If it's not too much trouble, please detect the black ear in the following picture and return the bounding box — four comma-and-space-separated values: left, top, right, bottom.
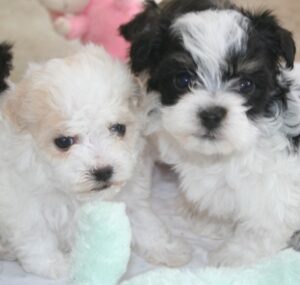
278, 28, 296, 69
120, 0, 159, 42
0, 42, 13, 92
120, 0, 162, 73
248, 10, 296, 69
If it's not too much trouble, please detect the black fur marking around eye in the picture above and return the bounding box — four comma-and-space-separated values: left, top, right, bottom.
221, 8, 296, 119
148, 40, 197, 106
0, 43, 13, 93
120, 0, 234, 106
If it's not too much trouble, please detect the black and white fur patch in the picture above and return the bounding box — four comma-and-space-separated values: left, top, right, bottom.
121, 0, 300, 268
121, 0, 297, 149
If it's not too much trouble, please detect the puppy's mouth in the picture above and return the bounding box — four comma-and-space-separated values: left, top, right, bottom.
193, 131, 219, 141
91, 181, 125, 192
91, 184, 111, 192
202, 132, 218, 140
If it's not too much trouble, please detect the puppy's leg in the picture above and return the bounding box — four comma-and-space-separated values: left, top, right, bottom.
122, 148, 191, 267
10, 216, 69, 279
180, 200, 233, 240
208, 225, 292, 267
128, 199, 191, 267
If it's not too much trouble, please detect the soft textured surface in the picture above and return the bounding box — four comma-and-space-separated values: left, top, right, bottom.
70, 202, 131, 285
122, 249, 300, 285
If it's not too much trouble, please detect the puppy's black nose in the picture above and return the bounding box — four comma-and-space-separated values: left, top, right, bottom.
92, 167, 113, 182
199, 106, 227, 130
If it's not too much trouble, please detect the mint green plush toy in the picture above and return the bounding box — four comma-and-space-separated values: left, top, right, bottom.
122, 249, 300, 285
69, 202, 131, 285
69, 202, 300, 285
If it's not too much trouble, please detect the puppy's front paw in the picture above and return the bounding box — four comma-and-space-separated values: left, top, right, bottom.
142, 237, 192, 267
53, 17, 71, 36
21, 252, 70, 279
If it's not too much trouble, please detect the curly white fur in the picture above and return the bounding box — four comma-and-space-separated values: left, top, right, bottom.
0, 45, 148, 278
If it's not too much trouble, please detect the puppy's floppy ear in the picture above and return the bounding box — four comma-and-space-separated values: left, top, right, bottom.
3, 63, 42, 130
3, 86, 26, 130
0, 42, 13, 92
120, 0, 162, 73
120, 0, 159, 42
248, 10, 296, 69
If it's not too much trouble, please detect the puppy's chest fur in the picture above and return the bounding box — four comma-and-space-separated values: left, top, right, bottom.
0, 120, 77, 249
156, 129, 300, 228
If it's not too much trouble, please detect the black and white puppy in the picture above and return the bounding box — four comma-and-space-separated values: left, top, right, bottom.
0, 42, 13, 93
121, 0, 300, 266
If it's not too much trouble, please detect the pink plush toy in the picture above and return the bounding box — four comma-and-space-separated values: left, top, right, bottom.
39, 0, 142, 60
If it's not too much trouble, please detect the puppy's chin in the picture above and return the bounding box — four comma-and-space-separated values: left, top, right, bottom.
184, 135, 245, 156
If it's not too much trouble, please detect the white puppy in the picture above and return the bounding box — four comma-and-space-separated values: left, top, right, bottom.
0, 45, 147, 278
121, 0, 300, 267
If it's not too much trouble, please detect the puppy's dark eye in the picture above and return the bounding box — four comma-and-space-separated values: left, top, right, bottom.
239, 79, 255, 94
173, 72, 193, 90
110, 124, 126, 137
54, 136, 75, 151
